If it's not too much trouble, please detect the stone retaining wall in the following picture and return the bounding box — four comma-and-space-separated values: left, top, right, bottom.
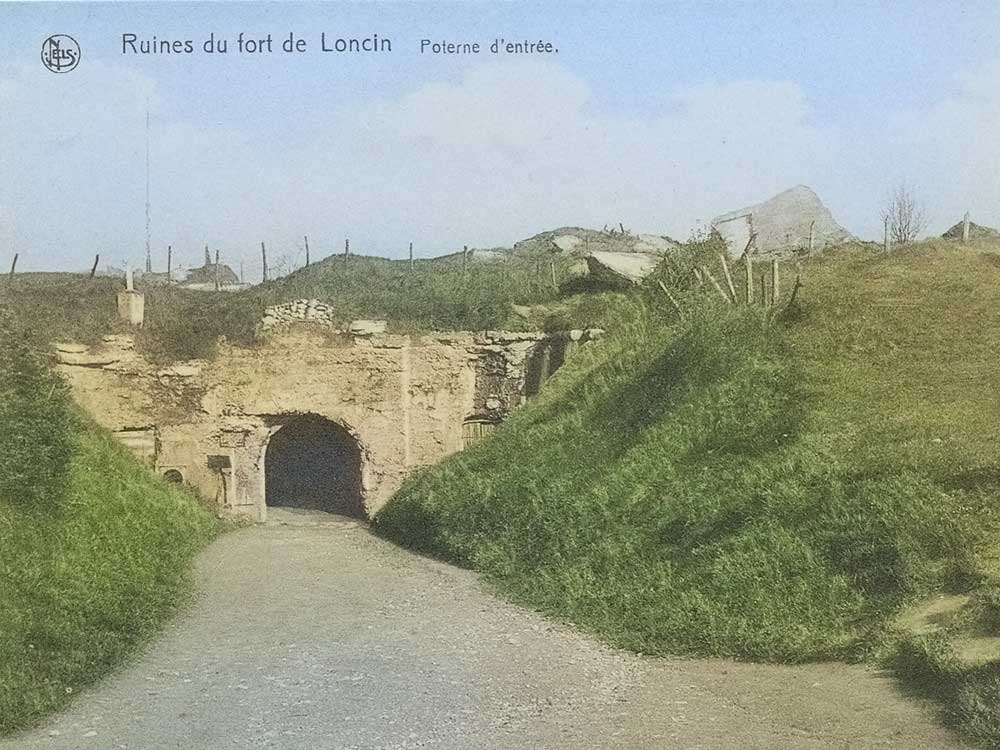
55, 325, 601, 520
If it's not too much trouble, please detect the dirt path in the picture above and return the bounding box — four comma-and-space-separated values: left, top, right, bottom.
3, 519, 968, 749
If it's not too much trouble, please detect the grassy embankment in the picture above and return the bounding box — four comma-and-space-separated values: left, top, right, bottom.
2, 250, 575, 363
0, 312, 217, 734
377, 238, 1000, 745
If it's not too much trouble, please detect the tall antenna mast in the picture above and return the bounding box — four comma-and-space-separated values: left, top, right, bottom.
144, 107, 152, 273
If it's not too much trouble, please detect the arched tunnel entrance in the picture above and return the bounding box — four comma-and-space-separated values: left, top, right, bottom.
264, 415, 365, 518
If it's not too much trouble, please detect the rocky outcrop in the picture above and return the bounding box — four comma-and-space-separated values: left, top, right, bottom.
711, 185, 853, 258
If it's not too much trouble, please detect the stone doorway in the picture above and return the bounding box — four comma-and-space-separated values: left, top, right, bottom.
264, 415, 365, 518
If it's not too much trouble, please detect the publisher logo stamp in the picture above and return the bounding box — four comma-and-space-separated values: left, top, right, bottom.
41, 35, 80, 73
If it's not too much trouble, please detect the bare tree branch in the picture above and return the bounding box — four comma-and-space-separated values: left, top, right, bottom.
881, 182, 927, 245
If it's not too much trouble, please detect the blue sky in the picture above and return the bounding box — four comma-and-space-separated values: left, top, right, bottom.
2, 1, 1000, 276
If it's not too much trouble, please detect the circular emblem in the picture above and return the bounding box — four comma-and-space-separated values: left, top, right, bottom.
41, 35, 81, 73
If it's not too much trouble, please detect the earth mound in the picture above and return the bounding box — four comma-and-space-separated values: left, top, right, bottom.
512, 226, 680, 257
942, 218, 1000, 241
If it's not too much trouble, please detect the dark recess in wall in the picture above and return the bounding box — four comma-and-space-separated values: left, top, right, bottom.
265, 415, 364, 517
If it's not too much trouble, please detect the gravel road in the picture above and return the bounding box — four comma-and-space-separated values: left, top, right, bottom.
2, 516, 968, 749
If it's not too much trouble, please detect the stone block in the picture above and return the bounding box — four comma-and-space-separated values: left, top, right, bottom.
116, 290, 145, 327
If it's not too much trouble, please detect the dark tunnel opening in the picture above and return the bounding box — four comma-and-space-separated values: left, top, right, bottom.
264, 415, 365, 518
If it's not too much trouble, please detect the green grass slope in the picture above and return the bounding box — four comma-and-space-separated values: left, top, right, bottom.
4, 252, 576, 363
376, 240, 1000, 727
135, 252, 575, 362
0, 318, 216, 734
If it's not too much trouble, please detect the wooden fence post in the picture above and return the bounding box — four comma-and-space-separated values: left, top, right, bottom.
771, 259, 780, 306
90, 254, 99, 278
658, 281, 685, 320
760, 272, 767, 306
166, 246, 172, 282
745, 255, 754, 305
720, 254, 737, 302
884, 216, 891, 253
344, 238, 350, 258
204, 243, 211, 267
261, 241, 269, 282
462, 245, 468, 275
962, 212, 971, 243
304, 235, 310, 267
8, 253, 18, 281
702, 266, 732, 304
550, 261, 557, 291
409, 242, 414, 272
214, 248, 221, 291
809, 220, 815, 253
788, 271, 803, 307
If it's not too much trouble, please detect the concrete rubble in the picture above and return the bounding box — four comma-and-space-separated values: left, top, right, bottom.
711, 185, 853, 258
585, 251, 661, 285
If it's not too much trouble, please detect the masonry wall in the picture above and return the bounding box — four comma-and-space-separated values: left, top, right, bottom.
54, 326, 596, 521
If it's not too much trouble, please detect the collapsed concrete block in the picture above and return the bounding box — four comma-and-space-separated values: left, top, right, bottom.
349, 319, 388, 335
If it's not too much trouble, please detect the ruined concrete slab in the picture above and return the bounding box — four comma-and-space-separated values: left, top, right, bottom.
711, 185, 853, 258
349, 319, 388, 335
585, 251, 661, 285
513, 227, 680, 257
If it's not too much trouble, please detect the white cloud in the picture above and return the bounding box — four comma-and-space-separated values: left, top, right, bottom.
907, 60, 1000, 231
4, 57, 1000, 274
273, 62, 830, 255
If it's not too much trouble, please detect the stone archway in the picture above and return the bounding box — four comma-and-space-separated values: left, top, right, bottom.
264, 414, 365, 518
